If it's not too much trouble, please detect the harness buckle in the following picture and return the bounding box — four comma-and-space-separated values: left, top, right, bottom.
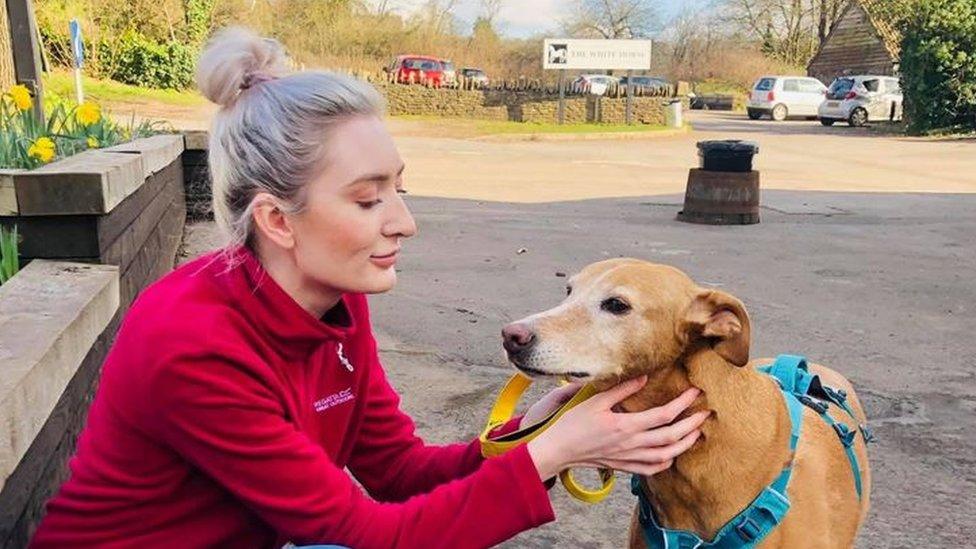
735, 517, 762, 542
798, 394, 829, 415
833, 423, 856, 447
823, 386, 848, 404
860, 424, 876, 444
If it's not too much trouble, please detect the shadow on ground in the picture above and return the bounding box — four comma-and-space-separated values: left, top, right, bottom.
182, 190, 976, 548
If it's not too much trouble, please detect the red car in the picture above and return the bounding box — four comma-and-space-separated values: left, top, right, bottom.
386, 55, 446, 87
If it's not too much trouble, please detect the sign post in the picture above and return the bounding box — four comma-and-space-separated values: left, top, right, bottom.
69, 19, 85, 104
543, 38, 652, 125
625, 69, 634, 124
7, 0, 46, 124
557, 69, 565, 124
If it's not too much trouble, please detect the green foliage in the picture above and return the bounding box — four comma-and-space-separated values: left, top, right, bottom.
183, 0, 215, 45
0, 225, 19, 286
900, 0, 976, 134
105, 31, 197, 90
42, 28, 197, 90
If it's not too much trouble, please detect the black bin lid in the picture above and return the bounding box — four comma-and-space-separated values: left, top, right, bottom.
697, 140, 760, 155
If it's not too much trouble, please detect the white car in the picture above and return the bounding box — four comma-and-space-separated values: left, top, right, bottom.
818, 76, 903, 127
747, 76, 828, 121
570, 74, 617, 96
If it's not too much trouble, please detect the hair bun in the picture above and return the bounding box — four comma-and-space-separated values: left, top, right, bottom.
196, 27, 288, 108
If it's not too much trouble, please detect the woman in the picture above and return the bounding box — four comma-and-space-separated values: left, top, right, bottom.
31, 28, 706, 548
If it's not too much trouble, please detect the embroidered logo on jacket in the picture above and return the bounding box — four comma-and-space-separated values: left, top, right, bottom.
313, 388, 355, 413
336, 342, 354, 372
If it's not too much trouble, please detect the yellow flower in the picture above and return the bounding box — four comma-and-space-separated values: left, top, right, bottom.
76, 101, 102, 126
28, 137, 56, 163
87, 136, 99, 148
8, 84, 32, 111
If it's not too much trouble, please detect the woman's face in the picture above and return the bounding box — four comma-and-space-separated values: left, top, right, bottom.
290, 115, 416, 297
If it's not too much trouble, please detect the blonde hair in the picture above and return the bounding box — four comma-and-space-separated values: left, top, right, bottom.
196, 27, 384, 250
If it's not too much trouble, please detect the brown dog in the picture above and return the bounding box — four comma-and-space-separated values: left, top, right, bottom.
502, 258, 871, 548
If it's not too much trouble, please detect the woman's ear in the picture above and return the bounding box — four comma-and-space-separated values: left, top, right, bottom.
680, 289, 751, 367
251, 193, 296, 250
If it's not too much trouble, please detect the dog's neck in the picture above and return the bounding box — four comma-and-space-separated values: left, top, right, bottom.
618, 349, 794, 540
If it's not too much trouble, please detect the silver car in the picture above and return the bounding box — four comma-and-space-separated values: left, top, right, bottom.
747, 76, 828, 121
818, 76, 903, 127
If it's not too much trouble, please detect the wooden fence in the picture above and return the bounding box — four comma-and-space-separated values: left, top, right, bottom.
0, 2, 16, 89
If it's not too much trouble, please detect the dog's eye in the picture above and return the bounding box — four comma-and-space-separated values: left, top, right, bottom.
600, 297, 631, 315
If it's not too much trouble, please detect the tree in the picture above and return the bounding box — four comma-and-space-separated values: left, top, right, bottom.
562, 0, 658, 39
721, 0, 845, 66
480, 0, 504, 25
418, 0, 460, 35
900, 0, 976, 133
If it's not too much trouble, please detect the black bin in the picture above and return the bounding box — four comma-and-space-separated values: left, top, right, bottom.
697, 140, 759, 173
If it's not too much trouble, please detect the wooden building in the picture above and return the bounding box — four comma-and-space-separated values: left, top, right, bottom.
807, 0, 915, 84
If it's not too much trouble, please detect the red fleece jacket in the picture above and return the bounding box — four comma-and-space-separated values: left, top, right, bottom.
31, 248, 554, 548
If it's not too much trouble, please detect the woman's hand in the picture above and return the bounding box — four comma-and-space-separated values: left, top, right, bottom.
520, 381, 586, 428
526, 376, 707, 481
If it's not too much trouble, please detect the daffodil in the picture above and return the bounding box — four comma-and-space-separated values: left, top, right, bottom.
8, 84, 32, 111
87, 136, 99, 148
76, 102, 102, 126
28, 137, 56, 163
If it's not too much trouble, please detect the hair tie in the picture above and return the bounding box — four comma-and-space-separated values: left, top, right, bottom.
241, 72, 277, 91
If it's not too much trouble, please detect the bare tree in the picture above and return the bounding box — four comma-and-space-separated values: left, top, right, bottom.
722, 0, 843, 66
480, 0, 504, 24
420, 0, 460, 34
562, 0, 658, 39
817, 0, 844, 43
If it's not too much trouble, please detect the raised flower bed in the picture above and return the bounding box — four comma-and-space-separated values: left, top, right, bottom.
0, 85, 187, 544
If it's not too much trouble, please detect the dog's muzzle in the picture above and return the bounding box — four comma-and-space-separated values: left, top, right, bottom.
501, 322, 536, 365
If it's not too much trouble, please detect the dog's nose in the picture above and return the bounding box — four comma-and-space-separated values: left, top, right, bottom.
502, 323, 536, 355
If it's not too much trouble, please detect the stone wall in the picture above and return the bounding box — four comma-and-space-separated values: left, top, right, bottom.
375, 81, 676, 125
0, 135, 186, 546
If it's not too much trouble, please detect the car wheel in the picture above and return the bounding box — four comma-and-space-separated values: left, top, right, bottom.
849, 108, 868, 127
820, 118, 836, 127
747, 109, 762, 120
771, 104, 788, 121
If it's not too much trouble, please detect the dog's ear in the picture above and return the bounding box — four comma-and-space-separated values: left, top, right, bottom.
680, 289, 751, 367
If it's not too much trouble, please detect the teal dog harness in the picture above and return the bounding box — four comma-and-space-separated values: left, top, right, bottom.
631, 354, 873, 548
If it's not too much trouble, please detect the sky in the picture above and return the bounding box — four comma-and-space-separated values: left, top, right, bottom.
385, 0, 687, 39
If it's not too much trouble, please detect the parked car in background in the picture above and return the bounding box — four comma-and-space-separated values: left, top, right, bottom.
818, 76, 903, 127
570, 74, 617, 95
440, 59, 457, 87
385, 55, 446, 86
619, 75, 670, 93
747, 76, 827, 121
460, 67, 490, 87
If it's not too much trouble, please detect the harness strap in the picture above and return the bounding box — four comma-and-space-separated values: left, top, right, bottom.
758, 355, 868, 501
631, 354, 872, 548
629, 389, 806, 549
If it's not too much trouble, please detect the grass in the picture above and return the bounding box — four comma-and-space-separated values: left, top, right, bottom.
391, 115, 672, 137
0, 225, 18, 286
42, 70, 205, 108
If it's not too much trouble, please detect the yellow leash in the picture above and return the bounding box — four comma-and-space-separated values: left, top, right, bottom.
478, 374, 615, 503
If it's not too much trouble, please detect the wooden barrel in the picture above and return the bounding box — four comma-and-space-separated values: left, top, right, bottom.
677, 169, 761, 225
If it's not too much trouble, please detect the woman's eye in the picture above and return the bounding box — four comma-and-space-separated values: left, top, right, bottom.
600, 297, 631, 315
357, 199, 383, 209
396, 188, 408, 195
